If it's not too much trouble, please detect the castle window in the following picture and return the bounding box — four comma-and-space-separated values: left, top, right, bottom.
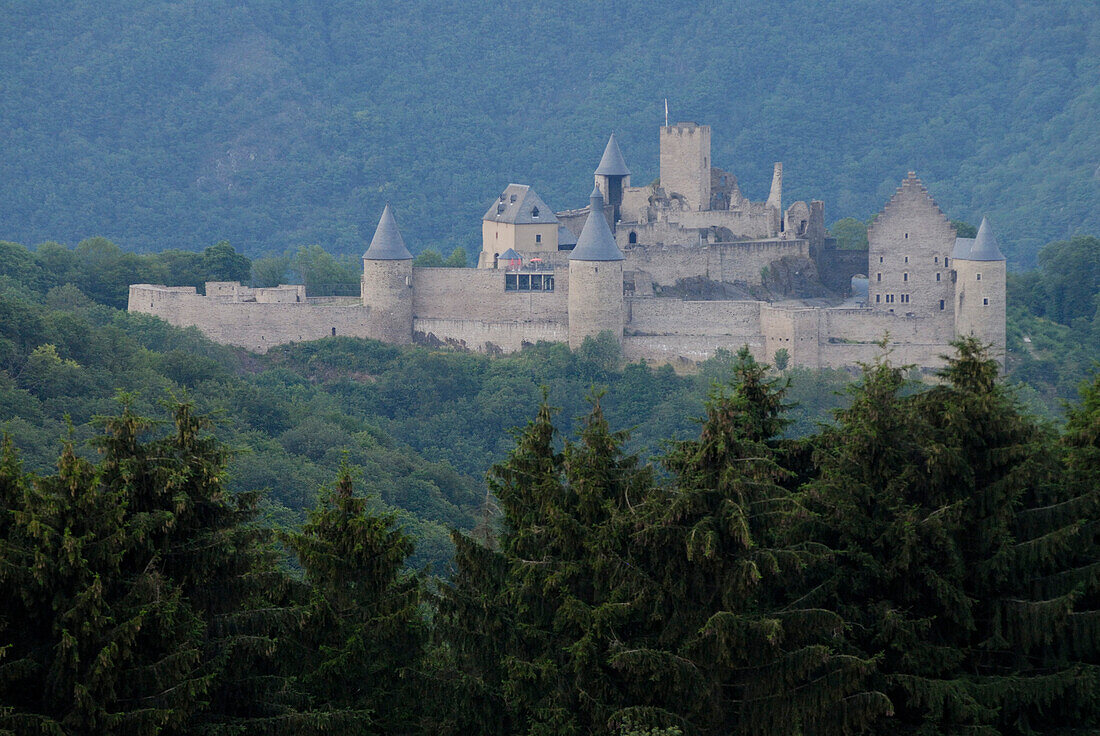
510, 194, 517, 203
944, 257, 949, 267
532, 207, 540, 218
904, 255, 909, 262
331, 327, 336, 336
905, 233, 908, 239
935, 256, 940, 264
903, 272, 909, 282
977, 273, 982, 281
536, 233, 542, 243
940, 299, 946, 310
877, 273, 882, 282
876, 294, 881, 303
936, 273, 941, 281
506, 273, 555, 292
901, 294, 909, 303
983, 298, 989, 306
879, 256, 884, 263
629, 231, 638, 244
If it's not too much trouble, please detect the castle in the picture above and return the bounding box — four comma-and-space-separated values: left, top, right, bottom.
128, 122, 1006, 370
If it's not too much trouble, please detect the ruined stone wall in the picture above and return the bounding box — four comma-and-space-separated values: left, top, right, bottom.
619, 185, 654, 225
412, 267, 569, 322
622, 239, 807, 287
414, 318, 566, 353
660, 123, 711, 212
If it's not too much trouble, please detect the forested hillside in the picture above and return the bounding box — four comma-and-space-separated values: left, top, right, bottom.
3, 1, 1098, 264
5, 338, 1100, 734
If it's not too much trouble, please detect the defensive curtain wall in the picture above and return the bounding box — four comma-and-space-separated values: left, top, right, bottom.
130, 275, 961, 369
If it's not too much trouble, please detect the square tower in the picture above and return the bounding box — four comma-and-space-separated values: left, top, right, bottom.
660, 123, 711, 211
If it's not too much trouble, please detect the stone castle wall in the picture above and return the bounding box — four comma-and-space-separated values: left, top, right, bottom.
414, 318, 566, 353
412, 267, 568, 322
129, 285, 381, 353
622, 239, 807, 287
625, 298, 762, 336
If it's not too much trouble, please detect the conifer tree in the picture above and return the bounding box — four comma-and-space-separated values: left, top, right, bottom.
0, 434, 207, 735
804, 350, 964, 734
283, 462, 425, 735
808, 338, 1100, 734
436, 397, 665, 736
646, 347, 886, 735
917, 338, 1100, 734
0, 402, 309, 735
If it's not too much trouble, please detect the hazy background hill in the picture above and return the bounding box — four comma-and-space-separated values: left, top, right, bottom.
2, 0, 1098, 265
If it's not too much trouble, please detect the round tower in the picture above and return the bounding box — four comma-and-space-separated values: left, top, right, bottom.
953, 217, 1006, 364
568, 185, 625, 350
594, 133, 631, 224
362, 204, 414, 344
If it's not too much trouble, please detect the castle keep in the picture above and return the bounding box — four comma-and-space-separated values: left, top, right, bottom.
129, 123, 1006, 369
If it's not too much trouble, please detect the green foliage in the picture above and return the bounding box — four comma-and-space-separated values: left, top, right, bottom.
3, 3, 1098, 262
951, 220, 977, 238
830, 217, 869, 250
772, 347, 790, 370
283, 463, 426, 732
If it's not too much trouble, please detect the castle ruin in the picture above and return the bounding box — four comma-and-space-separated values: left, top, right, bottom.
129, 122, 1006, 370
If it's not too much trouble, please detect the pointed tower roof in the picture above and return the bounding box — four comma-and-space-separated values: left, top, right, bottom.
570, 186, 625, 262
363, 204, 412, 260
595, 133, 631, 176
966, 217, 1005, 261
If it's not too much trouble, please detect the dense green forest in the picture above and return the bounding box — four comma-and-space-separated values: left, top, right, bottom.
4, 339, 1100, 734
3, 1, 1098, 264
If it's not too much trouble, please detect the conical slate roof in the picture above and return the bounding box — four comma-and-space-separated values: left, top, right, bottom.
363, 204, 412, 260
967, 217, 1005, 261
570, 186, 624, 262
594, 133, 631, 176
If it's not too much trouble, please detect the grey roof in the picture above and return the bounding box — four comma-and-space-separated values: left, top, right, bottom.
595, 133, 631, 176
952, 237, 974, 260
967, 217, 1005, 261
500, 248, 521, 261
482, 184, 559, 225
569, 186, 625, 262
363, 204, 412, 260
557, 225, 577, 246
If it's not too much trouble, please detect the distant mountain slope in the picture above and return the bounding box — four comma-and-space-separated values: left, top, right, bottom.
2, 0, 1098, 265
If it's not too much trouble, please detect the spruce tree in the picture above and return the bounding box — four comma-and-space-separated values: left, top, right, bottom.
436, 397, 666, 736
0, 434, 207, 735
916, 338, 1100, 734
646, 347, 886, 735
283, 463, 425, 735
804, 350, 966, 734
808, 338, 1100, 734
